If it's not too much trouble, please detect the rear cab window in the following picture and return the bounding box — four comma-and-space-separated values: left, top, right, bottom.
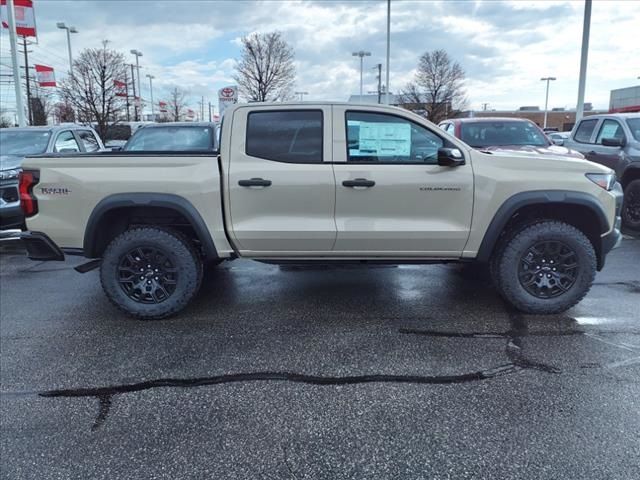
573, 119, 598, 143
246, 110, 323, 163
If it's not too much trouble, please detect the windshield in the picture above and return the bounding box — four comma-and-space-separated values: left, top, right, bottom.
461, 121, 549, 148
0, 130, 51, 156
124, 126, 214, 151
626, 118, 640, 141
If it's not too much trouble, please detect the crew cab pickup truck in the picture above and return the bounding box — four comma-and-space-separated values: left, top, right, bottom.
564, 113, 640, 232
13, 103, 623, 319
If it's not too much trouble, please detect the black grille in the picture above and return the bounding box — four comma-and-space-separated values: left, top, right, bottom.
1, 186, 19, 203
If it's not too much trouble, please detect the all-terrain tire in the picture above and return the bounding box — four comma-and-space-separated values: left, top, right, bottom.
493, 221, 596, 314
622, 179, 640, 233
100, 227, 203, 320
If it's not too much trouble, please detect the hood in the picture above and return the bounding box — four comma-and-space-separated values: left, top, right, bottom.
478, 144, 585, 159
0, 154, 24, 171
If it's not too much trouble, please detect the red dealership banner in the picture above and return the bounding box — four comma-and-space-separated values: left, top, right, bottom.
114, 80, 127, 97
158, 101, 167, 113
1, 0, 37, 37
34, 64, 55, 87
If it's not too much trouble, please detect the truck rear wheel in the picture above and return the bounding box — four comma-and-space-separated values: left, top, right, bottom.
100, 227, 203, 320
492, 221, 596, 314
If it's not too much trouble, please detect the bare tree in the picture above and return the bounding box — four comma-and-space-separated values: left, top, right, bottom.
53, 101, 75, 123
58, 41, 128, 140
398, 49, 467, 124
233, 31, 296, 102
163, 87, 188, 121
30, 91, 56, 125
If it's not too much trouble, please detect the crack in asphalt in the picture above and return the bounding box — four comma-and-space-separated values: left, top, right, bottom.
37, 306, 565, 432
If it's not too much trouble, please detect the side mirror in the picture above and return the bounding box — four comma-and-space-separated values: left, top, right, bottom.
552, 138, 564, 146
601, 137, 624, 148
437, 147, 465, 167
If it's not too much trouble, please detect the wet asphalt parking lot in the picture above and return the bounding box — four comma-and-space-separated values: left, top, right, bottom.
1, 237, 639, 479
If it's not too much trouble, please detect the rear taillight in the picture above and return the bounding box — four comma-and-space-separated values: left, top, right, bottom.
19, 170, 39, 217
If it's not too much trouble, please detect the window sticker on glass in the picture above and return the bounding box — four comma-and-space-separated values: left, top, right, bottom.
599, 123, 619, 139
351, 122, 411, 157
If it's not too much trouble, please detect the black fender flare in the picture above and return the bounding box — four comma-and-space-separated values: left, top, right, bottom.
83, 193, 218, 259
476, 190, 609, 263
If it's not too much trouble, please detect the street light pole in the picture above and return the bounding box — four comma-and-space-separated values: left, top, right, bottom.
7, 0, 26, 126
130, 49, 143, 112
576, 0, 592, 124
352, 50, 371, 101
146, 74, 155, 119
56, 23, 77, 73
541, 77, 556, 128
385, 0, 391, 105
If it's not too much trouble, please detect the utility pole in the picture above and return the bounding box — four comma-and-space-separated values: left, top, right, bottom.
7, 0, 26, 126
385, 0, 391, 105
124, 70, 130, 122
576, 0, 592, 124
21, 36, 32, 124
374, 63, 382, 103
482, 103, 489, 111
130, 64, 138, 121
208, 102, 212, 122
146, 74, 155, 120
541, 77, 556, 128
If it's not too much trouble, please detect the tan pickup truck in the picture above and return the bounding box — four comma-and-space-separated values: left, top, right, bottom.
11, 103, 623, 319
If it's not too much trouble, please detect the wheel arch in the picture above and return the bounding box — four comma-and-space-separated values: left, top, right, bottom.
476, 190, 609, 268
620, 165, 640, 189
83, 193, 218, 260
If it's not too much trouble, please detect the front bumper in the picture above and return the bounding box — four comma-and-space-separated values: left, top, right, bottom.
598, 182, 623, 269
0, 230, 65, 261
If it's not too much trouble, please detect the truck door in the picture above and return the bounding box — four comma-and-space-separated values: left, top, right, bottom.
331, 106, 473, 257
589, 118, 627, 170
226, 106, 336, 255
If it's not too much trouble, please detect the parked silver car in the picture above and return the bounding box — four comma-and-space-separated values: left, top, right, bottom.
0, 125, 104, 230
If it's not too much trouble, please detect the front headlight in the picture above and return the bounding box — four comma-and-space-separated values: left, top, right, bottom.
585, 173, 616, 191
0, 169, 20, 181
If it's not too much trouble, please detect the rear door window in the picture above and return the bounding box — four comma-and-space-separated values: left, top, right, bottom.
246, 110, 323, 163
573, 119, 598, 143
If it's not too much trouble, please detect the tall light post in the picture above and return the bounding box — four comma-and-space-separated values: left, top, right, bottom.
575, 0, 592, 124
56, 22, 78, 74
7, 0, 26, 126
385, 0, 391, 105
352, 50, 371, 101
294, 91, 308, 102
540, 77, 556, 128
130, 49, 143, 111
146, 74, 155, 119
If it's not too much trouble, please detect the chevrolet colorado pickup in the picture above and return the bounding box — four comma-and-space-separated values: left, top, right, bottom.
12, 103, 623, 319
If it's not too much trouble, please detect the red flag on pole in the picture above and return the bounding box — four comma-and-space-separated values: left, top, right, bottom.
34, 64, 56, 87
1, 0, 37, 37
114, 80, 127, 97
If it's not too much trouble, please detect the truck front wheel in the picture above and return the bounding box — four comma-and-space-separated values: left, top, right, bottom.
622, 179, 640, 232
492, 221, 596, 314
100, 227, 203, 320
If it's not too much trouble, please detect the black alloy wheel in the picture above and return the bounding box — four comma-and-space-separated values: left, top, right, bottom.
117, 246, 178, 304
518, 240, 579, 299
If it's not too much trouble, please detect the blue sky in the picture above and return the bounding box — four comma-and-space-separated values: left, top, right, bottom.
1, 0, 639, 117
